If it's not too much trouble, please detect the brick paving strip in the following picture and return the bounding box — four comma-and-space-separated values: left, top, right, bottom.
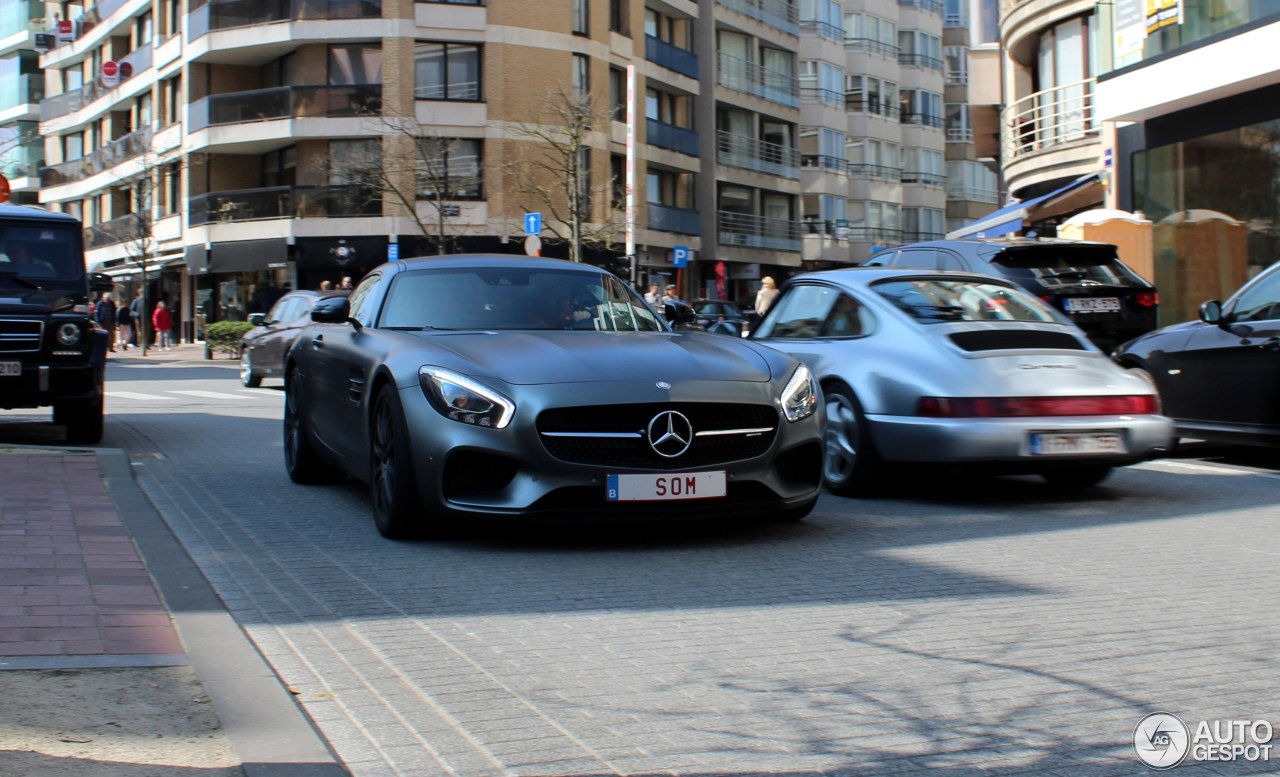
0, 450, 186, 669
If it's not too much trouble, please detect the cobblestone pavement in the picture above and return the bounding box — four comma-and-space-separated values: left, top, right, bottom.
92, 363, 1280, 775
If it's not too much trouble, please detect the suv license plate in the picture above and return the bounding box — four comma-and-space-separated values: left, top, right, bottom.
0, 361, 20, 376
1064, 297, 1121, 313
1029, 432, 1126, 455
607, 471, 727, 501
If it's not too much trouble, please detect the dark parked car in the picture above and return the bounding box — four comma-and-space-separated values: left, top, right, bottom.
1115, 260, 1280, 447
865, 238, 1159, 353
239, 290, 350, 387
691, 299, 748, 336
283, 255, 824, 539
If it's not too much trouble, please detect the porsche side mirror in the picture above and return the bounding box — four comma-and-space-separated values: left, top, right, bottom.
1198, 300, 1226, 327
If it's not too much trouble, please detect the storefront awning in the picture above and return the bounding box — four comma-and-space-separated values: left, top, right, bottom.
947, 173, 1103, 239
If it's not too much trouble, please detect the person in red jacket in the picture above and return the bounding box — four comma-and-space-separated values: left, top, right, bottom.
152, 300, 173, 350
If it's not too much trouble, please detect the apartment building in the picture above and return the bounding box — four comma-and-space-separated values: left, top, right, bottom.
29, 0, 797, 332
1097, 0, 1280, 324
0, 0, 45, 205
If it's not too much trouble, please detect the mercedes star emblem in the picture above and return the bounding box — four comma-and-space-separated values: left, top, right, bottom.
647, 410, 693, 458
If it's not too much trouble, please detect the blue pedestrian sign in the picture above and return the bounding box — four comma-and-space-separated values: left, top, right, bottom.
524, 213, 542, 235
672, 245, 691, 268
387, 243, 399, 261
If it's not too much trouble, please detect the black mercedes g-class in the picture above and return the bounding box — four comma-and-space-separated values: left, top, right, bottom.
0, 202, 111, 443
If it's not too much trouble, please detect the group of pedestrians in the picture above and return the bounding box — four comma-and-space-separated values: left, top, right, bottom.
92, 291, 174, 352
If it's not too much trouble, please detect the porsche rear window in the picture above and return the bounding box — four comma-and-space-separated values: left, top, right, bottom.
873, 279, 1061, 324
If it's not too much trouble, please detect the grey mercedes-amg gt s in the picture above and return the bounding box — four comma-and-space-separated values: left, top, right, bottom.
283, 255, 824, 538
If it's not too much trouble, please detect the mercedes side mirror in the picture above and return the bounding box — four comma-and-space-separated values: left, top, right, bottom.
311, 296, 352, 324
1198, 300, 1226, 327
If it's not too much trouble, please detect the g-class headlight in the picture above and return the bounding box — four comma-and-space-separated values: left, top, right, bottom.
779, 364, 818, 422
418, 367, 515, 429
56, 323, 83, 347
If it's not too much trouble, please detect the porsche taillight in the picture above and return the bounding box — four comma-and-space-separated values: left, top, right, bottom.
916, 395, 1159, 417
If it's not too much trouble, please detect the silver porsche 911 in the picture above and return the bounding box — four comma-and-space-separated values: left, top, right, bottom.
751, 267, 1173, 494
283, 255, 824, 538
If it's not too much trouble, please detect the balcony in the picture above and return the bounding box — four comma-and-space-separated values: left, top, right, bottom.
86, 213, 145, 250
646, 119, 699, 156
40, 127, 154, 188
0, 0, 42, 40
714, 0, 799, 36
646, 203, 701, 235
799, 87, 843, 108
898, 0, 943, 14
717, 131, 802, 178
190, 0, 383, 38
716, 52, 800, 108
188, 85, 383, 131
844, 37, 899, 59
901, 112, 945, 129
188, 185, 381, 226
40, 44, 153, 121
799, 19, 843, 42
644, 35, 698, 80
1001, 78, 1098, 164
901, 170, 946, 188
0, 139, 43, 180
1, 72, 42, 109
898, 53, 944, 72
801, 154, 847, 173
718, 211, 802, 252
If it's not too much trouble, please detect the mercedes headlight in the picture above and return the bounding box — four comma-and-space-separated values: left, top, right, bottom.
418, 367, 515, 429
56, 323, 83, 346
779, 364, 818, 422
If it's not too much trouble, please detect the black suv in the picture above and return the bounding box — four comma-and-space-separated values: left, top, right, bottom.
865, 237, 1159, 353
0, 202, 112, 443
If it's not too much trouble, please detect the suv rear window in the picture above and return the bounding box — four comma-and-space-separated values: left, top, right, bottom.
988, 246, 1148, 288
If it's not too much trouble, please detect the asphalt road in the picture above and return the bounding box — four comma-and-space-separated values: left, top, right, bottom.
3, 359, 1278, 776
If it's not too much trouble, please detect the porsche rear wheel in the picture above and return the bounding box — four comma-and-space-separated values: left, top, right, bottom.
370, 385, 429, 540
822, 384, 885, 497
284, 370, 338, 484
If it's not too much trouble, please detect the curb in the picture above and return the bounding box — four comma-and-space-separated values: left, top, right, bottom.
95, 447, 349, 777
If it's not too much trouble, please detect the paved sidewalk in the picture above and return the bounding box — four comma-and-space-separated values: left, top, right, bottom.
106, 341, 224, 366
0, 445, 347, 776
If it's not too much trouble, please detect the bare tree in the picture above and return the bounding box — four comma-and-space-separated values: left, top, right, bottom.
501, 88, 623, 263
332, 113, 482, 256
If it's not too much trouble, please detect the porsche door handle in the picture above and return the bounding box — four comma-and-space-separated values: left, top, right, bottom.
312, 335, 324, 349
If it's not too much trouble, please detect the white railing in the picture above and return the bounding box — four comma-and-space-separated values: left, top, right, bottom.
1001, 78, 1098, 163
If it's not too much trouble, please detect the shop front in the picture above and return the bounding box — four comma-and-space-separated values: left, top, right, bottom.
189, 238, 292, 337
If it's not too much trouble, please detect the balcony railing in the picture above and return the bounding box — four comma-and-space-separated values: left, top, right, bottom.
901, 112, 945, 129
717, 130, 802, 178
810, 225, 902, 243
716, 52, 799, 108
847, 163, 903, 181
188, 185, 381, 226
901, 171, 946, 188
40, 127, 154, 188
718, 211, 802, 252
86, 214, 145, 249
799, 19, 843, 42
0, 140, 44, 180
801, 154, 847, 172
646, 119, 699, 156
646, 203, 701, 235
1001, 78, 1098, 163
800, 87, 843, 108
0, 0, 42, 39
944, 11, 969, 27
947, 127, 974, 143
946, 185, 998, 204
40, 43, 153, 121
846, 97, 900, 119
188, 85, 383, 131
645, 35, 699, 79
946, 70, 969, 85
190, 0, 383, 38
0, 74, 44, 109
899, 53, 944, 71
714, 0, 799, 35
844, 37, 899, 58
898, 0, 943, 14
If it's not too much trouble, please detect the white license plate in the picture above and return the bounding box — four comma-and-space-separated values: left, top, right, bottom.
1029, 432, 1126, 455
607, 471, 727, 501
0, 361, 20, 376
1064, 296, 1121, 313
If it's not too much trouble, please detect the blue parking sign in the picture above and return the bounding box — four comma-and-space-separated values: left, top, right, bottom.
672, 246, 691, 268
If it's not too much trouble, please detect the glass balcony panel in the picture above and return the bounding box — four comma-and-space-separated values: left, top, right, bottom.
190, 0, 383, 37
188, 85, 383, 131
716, 52, 800, 108
0, 74, 44, 108
40, 127, 154, 188
714, 0, 799, 35
645, 35, 699, 79
717, 130, 802, 178
718, 211, 802, 252
86, 214, 146, 249
39, 43, 152, 121
646, 119, 699, 156
646, 203, 701, 234
188, 185, 381, 226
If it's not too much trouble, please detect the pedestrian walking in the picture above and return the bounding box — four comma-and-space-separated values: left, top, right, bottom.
152, 300, 173, 350
129, 290, 145, 349
754, 276, 779, 316
115, 298, 134, 350
94, 293, 118, 352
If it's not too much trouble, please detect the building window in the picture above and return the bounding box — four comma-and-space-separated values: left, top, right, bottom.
903, 207, 945, 239
418, 138, 483, 200
944, 46, 968, 84
609, 67, 626, 121
572, 53, 589, 99
415, 42, 481, 100
162, 162, 182, 216
946, 103, 972, 142
800, 60, 843, 107
329, 44, 382, 85
902, 148, 944, 185
262, 146, 297, 188
846, 75, 898, 118
899, 89, 943, 127
329, 140, 381, 186
572, 0, 588, 35
160, 76, 181, 125
844, 13, 897, 57
610, 0, 629, 34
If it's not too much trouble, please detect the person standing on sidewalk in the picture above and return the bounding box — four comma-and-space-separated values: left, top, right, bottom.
94, 293, 118, 352
114, 297, 134, 351
129, 290, 145, 348
152, 300, 173, 350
